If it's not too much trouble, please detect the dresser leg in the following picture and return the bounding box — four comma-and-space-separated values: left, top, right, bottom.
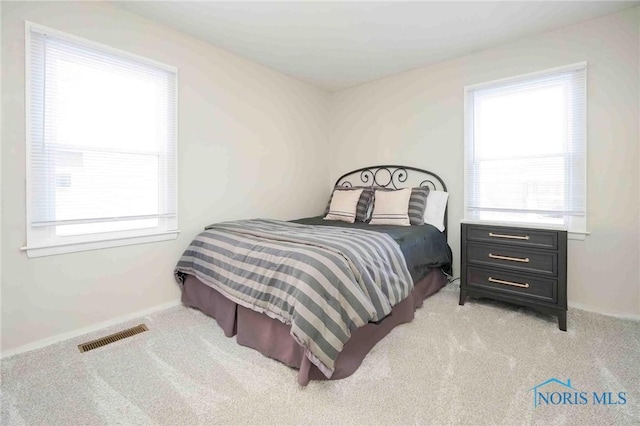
558, 311, 567, 332
459, 289, 467, 306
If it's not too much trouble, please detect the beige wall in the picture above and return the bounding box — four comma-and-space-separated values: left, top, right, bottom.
330, 7, 640, 317
1, 1, 330, 352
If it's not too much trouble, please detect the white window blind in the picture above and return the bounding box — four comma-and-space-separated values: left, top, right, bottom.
26, 24, 178, 256
464, 64, 587, 232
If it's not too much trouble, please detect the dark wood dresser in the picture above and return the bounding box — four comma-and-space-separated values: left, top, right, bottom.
459, 222, 568, 331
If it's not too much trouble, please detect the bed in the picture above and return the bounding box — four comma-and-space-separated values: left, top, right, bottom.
175, 165, 453, 385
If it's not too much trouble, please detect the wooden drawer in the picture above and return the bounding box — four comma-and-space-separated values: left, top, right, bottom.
466, 267, 557, 303
466, 225, 558, 250
466, 242, 557, 277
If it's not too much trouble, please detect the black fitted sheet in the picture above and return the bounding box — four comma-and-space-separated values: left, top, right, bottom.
291, 216, 453, 280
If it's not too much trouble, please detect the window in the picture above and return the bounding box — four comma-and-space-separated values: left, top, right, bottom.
464, 63, 586, 235
25, 23, 178, 257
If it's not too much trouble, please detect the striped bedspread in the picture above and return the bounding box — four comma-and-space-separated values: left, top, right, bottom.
174, 219, 413, 377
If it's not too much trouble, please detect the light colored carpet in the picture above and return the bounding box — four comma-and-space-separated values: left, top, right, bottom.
1, 285, 639, 426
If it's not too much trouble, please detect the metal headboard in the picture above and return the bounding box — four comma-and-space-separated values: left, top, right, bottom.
334, 165, 448, 237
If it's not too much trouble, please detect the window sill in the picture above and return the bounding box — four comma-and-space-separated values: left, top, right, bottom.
568, 231, 590, 241
20, 230, 180, 258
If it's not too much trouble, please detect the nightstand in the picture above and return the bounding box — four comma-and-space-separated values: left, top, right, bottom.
459, 222, 568, 331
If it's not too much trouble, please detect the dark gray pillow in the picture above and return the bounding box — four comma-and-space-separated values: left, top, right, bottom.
370, 186, 430, 225
324, 186, 374, 222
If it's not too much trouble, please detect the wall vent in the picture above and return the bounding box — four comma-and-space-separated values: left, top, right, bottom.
78, 324, 148, 353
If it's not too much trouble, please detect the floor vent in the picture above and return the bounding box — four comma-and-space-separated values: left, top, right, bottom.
78, 324, 148, 353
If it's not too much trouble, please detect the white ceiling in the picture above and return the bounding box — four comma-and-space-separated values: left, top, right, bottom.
114, 1, 638, 92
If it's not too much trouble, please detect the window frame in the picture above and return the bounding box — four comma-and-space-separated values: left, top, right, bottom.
463, 62, 588, 240
22, 21, 180, 258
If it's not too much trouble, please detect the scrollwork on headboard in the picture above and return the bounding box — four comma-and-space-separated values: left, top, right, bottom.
334, 165, 448, 236
334, 165, 447, 192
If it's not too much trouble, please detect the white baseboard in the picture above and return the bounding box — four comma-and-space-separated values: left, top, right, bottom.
568, 301, 640, 321
1, 299, 183, 359
2, 297, 637, 359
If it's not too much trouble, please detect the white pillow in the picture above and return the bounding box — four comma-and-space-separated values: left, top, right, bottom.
324, 188, 363, 223
423, 190, 448, 232
369, 188, 412, 226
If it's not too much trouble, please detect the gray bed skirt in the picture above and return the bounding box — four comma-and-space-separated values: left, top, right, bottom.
181, 268, 448, 385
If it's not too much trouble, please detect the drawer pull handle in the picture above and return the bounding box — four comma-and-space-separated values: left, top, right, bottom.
488, 277, 530, 288
489, 253, 530, 263
489, 232, 530, 240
